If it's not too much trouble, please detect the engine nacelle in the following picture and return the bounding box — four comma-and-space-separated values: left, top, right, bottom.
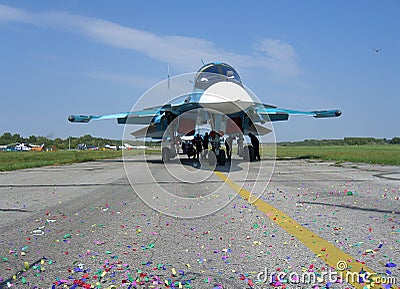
313, 110, 342, 118
68, 115, 91, 123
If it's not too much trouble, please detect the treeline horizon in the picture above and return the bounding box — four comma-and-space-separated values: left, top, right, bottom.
0, 132, 399, 149
279, 136, 400, 146
0, 132, 127, 150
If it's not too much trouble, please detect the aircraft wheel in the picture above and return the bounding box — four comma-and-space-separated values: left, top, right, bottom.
248, 145, 255, 162
243, 145, 255, 162
208, 151, 216, 166
162, 147, 171, 163
218, 150, 226, 166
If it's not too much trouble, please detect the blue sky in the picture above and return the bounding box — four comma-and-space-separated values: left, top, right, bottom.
0, 1, 399, 142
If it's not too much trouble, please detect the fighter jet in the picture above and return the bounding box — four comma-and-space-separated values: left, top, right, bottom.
69, 62, 341, 163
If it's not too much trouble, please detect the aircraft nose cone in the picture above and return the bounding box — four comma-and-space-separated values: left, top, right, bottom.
335, 110, 342, 117
68, 115, 75, 122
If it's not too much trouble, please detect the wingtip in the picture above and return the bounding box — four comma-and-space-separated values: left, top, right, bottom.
67, 114, 91, 123
313, 109, 342, 118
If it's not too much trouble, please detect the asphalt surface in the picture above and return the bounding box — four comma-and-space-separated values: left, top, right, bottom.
0, 156, 399, 289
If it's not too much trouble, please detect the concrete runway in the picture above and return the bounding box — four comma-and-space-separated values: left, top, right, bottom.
0, 156, 399, 288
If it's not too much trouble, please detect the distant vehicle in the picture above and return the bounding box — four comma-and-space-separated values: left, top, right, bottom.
30, 143, 44, 151
77, 144, 98, 150
104, 144, 121, 150
2, 143, 44, 152
123, 143, 147, 150
77, 143, 87, 150
15, 143, 30, 151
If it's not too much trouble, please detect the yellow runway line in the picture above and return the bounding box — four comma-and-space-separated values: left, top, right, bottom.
215, 171, 397, 289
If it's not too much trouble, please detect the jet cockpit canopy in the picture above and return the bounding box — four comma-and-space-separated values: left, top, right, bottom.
194, 62, 242, 91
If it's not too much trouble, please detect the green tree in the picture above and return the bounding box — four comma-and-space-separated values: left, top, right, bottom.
390, 137, 400, 144
12, 133, 22, 143
0, 132, 13, 145
28, 135, 38, 144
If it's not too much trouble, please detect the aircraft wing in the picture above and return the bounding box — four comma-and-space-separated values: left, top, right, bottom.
68, 107, 162, 125
255, 105, 342, 122
68, 101, 341, 138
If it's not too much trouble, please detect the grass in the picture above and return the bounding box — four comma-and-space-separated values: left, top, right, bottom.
273, 145, 400, 166
0, 148, 164, 172
0, 145, 399, 172
0, 150, 125, 171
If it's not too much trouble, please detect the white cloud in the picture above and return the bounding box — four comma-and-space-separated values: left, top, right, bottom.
51, 14, 250, 71
0, 4, 301, 76
0, 4, 31, 23
85, 71, 160, 89
252, 39, 300, 76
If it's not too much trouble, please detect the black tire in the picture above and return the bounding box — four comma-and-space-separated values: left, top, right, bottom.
208, 151, 217, 166
162, 147, 171, 162
242, 145, 249, 161
248, 145, 255, 162
243, 145, 255, 162
218, 149, 226, 166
